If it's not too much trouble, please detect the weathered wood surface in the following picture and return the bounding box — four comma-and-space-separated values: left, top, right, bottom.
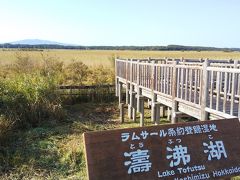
59, 84, 114, 90
116, 58, 240, 123
58, 84, 115, 103
84, 118, 240, 180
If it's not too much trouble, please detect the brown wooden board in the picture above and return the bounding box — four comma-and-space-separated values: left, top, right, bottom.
83, 119, 240, 180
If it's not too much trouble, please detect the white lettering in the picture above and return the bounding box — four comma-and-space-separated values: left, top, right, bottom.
174, 173, 210, 180
157, 170, 175, 177
177, 165, 205, 174
212, 166, 240, 177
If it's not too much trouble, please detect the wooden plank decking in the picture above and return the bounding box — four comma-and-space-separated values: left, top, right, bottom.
115, 58, 240, 126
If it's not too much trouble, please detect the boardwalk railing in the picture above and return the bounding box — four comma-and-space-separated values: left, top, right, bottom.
116, 58, 240, 125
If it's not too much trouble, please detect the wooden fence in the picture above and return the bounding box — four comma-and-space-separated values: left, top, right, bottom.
58, 84, 115, 103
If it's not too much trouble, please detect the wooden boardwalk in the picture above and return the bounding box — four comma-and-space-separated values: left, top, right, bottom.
115, 58, 240, 126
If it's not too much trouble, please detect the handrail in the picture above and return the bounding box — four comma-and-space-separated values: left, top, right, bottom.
115, 58, 240, 120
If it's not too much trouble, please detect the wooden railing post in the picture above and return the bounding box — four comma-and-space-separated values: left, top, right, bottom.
119, 103, 124, 123
115, 58, 119, 96
154, 102, 161, 125
125, 59, 129, 104
118, 82, 123, 105
164, 57, 167, 64
230, 60, 238, 115
128, 59, 133, 119
148, 57, 151, 63
200, 58, 209, 121
136, 60, 141, 112
151, 60, 157, 123
139, 95, 145, 127
160, 106, 164, 117
132, 93, 137, 122
171, 60, 178, 124
167, 107, 171, 121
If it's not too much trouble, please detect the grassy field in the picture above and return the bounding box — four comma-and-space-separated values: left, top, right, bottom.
1, 49, 240, 67
1, 49, 240, 179
0, 102, 169, 179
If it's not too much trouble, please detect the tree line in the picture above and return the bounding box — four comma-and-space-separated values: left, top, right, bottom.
0, 43, 239, 52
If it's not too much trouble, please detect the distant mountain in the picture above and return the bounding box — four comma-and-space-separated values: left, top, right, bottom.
9, 39, 73, 46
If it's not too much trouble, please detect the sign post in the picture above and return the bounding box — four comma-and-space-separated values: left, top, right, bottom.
83, 118, 240, 180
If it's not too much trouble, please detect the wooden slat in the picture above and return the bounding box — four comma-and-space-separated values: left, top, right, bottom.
199, 69, 203, 105
207, 66, 240, 73
171, 61, 177, 123
146, 65, 149, 88
185, 68, 188, 100
143, 65, 146, 87
176, 65, 202, 69
223, 72, 228, 113
163, 66, 166, 93
59, 84, 115, 90
210, 70, 214, 109
166, 67, 169, 94
216, 71, 220, 111
155, 66, 158, 91
158, 66, 160, 91
238, 73, 240, 99
180, 68, 184, 99
238, 74, 240, 120
169, 67, 172, 95
177, 67, 180, 97
145, 65, 147, 87
219, 71, 223, 94
189, 68, 193, 102
160, 66, 163, 92
238, 74, 240, 119
228, 73, 232, 100
194, 69, 197, 104
231, 72, 236, 115
148, 65, 150, 88
205, 108, 237, 118
145, 65, 147, 88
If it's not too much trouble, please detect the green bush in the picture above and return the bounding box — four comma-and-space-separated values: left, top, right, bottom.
0, 74, 65, 129
39, 53, 64, 78
64, 61, 89, 85
89, 65, 114, 85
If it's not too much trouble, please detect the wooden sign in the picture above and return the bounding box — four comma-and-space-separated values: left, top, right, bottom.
83, 119, 240, 180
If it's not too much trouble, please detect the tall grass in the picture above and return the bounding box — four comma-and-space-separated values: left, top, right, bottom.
0, 74, 65, 135
1, 49, 240, 66
0, 52, 115, 138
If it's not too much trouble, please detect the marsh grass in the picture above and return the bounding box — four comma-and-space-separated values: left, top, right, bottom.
1, 50, 239, 179
1, 49, 240, 67
0, 103, 116, 179
0, 74, 65, 129
0, 102, 172, 179
0, 52, 114, 139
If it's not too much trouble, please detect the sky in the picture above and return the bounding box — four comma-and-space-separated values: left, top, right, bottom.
0, 0, 240, 47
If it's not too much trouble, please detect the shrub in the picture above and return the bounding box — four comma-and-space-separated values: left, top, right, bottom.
64, 61, 89, 85
88, 65, 114, 85
11, 52, 36, 74
0, 73, 65, 128
39, 53, 64, 78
